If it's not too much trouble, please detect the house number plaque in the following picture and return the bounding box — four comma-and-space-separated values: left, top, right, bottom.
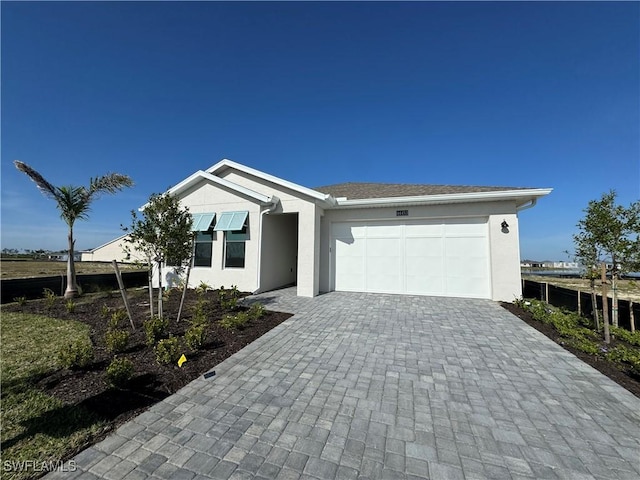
396, 210, 409, 217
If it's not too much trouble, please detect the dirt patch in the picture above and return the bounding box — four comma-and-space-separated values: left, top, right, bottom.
3, 288, 291, 428
501, 302, 640, 398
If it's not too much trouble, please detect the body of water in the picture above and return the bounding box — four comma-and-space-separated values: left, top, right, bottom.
522, 269, 640, 279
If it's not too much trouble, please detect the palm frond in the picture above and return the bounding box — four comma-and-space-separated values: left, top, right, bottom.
57, 186, 92, 227
89, 174, 134, 197
14, 161, 61, 202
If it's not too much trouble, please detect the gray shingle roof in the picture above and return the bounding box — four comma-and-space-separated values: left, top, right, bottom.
314, 182, 531, 200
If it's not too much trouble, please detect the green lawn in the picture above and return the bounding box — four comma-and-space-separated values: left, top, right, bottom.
1, 312, 106, 480
0, 260, 141, 280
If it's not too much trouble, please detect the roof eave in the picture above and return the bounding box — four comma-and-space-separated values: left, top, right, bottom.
140, 170, 275, 210
207, 158, 334, 206
331, 188, 553, 209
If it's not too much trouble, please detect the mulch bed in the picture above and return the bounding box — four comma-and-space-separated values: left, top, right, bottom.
501, 302, 640, 398
3, 288, 291, 426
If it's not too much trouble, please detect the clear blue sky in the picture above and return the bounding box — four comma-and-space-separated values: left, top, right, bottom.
2, 1, 638, 261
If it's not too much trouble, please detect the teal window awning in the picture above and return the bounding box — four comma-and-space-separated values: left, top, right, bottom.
214, 211, 248, 232
191, 213, 216, 232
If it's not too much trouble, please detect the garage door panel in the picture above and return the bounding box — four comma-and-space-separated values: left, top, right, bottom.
406, 275, 444, 295
366, 224, 404, 238
405, 223, 443, 237
334, 239, 364, 291
366, 238, 402, 292
332, 219, 490, 298
333, 223, 366, 239
446, 276, 487, 298
446, 236, 486, 256
405, 237, 444, 295
406, 236, 442, 257
445, 220, 486, 236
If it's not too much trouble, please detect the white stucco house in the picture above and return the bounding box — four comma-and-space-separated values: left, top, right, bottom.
87, 159, 551, 301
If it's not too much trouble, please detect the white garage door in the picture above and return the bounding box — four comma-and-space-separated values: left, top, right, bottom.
332, 218, 490, 298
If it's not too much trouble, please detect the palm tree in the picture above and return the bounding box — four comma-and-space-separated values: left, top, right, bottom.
14, 161, 134, 298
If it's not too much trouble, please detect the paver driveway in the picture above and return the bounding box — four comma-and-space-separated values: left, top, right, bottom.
48, 289, 640, 480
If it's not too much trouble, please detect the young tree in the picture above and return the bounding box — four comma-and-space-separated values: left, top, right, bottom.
571, 238, 601, 331
122, 193, 193, 319
14, 160, 133, 298
574, 190, 640, 328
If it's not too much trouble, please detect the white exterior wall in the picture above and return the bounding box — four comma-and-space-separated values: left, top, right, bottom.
319, 200, 522, 302
174, 181, 262, 292
218, 170, 323, 297
163, 172, 322, 296
260, 214, 298, 292
81, 235, 145, 263
487, 212, 522, 302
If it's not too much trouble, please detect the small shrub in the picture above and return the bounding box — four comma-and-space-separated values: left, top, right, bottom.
58, 339, 94, 369
106, 357, 134, 387
567, 338, 600, 355
13, 296, 27, 306
610, 326, 640, 347
65, 300, 76, 313
512, 297, 527, 309
220, 311, 249, 330
105, 329, 130, 353
144, 316, 168, 346
100, 304, 111, 318
190, 295, 209, 327
43, 288, 56, 309
191, 309, 207, 327
185, 324, 206, 351
605, 345, 640, 370
525, 299, 552, 323
248, 303, 266, 321
196, 281, 212, 294
108, 309, 128, 330
218, 285, 240, 310
155, 336, 181, 364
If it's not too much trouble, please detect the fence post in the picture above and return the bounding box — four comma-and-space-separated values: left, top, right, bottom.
631, 302, 636, 333
545, 282, 549, 303
577, 289, 581, 315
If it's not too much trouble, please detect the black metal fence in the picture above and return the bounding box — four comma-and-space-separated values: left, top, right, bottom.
523, 279, 638, 332
1, 271, 148, 304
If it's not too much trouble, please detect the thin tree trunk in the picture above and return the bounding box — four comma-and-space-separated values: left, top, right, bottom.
601, 263, 610, 344
590, 278, 599, 330
611, 273, 619, 327
64, 227, 79, 299
147, 259, 154, 318
177, 237, 196, 323
157, 260, 163, 319
112, 260, 135, 330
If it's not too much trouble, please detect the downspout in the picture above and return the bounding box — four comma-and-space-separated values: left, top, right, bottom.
255, 196, 280, 294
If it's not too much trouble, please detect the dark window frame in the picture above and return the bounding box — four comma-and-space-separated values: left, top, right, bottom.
224, 225, 248, 269
193, 229, 214, 267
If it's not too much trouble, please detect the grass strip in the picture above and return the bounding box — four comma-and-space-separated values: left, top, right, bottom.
1, 312, 106, 480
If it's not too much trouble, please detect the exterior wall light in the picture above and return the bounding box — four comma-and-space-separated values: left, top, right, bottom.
501, 220, 509, 229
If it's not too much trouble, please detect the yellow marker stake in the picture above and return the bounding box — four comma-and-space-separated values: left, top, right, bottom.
178, 354, 187, 367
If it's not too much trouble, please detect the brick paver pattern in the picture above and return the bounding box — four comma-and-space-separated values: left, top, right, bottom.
47, 289, 640, 479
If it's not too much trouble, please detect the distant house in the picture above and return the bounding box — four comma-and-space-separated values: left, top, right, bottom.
89, 159, 551, 301
80, 235, 144, 263
551, 261, 579, 269
48, 252, 81, 262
